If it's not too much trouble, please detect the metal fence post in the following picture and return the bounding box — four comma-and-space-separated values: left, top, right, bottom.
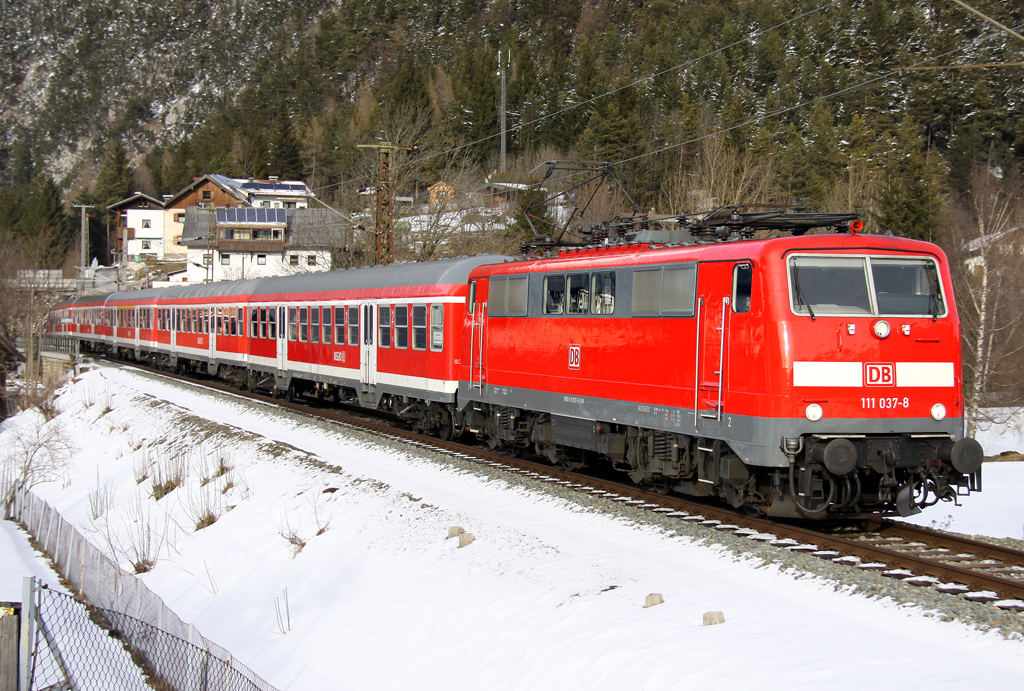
19, 578, 36, 691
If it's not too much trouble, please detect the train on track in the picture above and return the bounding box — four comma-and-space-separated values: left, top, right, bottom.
48, 208, 984, 519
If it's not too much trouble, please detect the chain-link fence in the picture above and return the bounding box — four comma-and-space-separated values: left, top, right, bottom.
7, 486, 279, 691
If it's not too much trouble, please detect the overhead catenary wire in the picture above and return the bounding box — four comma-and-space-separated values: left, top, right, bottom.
312, 7, 1020, 197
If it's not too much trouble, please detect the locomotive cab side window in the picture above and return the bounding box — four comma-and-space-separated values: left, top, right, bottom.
733, 263, 752, 314
567, 274, 589, 314
544, 275, 565, 314
591, 272, 615, 314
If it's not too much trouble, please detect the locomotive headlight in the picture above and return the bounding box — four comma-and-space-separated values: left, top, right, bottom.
931, 403, 947, 421
873, 320, 891, 339
805, 404, 823, 422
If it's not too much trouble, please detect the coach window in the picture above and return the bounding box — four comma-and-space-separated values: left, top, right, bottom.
227, 309, 235, 336
412, 305, 427, 350
544, 275, 565, 314
299, 307, 308, 342
259, 307, 267, 339
394, 305, 408, 348
378, 305, 392, 347
323, 307, 332, 344
347, 307, 358, 345
237, 308, 244, 336
251, 308, 259, 338
733, 263, 752, 314
430, 304, 444, 351
269, 308, 277, 339
311, 307, 320, 344
335, 307, 345, 344
567, 274, 589, 314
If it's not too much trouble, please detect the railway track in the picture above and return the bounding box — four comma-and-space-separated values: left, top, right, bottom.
95, 357, 1024, 610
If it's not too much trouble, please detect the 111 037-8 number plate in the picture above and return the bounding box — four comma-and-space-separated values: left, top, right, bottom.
861, 397, 909, 410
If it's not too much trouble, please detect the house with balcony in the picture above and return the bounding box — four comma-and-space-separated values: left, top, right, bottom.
179, 207, 347, 282
162, 174, 314, 261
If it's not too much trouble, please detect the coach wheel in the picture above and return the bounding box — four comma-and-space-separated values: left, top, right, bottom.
286, 382, 298, 402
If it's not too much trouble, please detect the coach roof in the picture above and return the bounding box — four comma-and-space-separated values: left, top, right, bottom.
70, 255, 510, 305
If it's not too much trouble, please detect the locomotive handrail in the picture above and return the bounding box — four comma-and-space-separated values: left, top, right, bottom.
717, 296, 730, 422
693, 297, 702, 429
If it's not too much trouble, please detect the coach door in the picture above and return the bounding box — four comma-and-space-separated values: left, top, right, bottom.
696, 262, 736, 423
360, 301, 377, 389
208, 306, 217, 360
276, 306, 287, 371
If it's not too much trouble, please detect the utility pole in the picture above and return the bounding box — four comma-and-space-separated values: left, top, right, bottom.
356, 142, 415, 265
498, 50, 509, 174
72, 203, 94, 296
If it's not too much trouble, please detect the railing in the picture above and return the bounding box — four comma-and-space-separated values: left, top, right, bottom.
6, 487, 279, 691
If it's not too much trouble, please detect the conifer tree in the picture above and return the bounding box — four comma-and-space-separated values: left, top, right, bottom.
270, 112, 305, 180
875, 118, 942, 241
94, 140, 136, 211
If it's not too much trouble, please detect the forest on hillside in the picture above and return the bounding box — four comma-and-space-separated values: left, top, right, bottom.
1, 0, 1023, 413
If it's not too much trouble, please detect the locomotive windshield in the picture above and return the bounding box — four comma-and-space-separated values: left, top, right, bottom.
789, 255, 946, 318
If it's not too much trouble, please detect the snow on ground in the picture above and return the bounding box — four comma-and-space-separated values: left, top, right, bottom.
0, 517, 65, 601
2, 364, 1024, 690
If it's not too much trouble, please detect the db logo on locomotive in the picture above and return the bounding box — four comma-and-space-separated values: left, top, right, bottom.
568, 344, 581, 370
865, 362, 895, 387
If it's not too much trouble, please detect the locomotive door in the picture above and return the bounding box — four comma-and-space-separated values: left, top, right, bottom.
696, 262, 735, 423
468, 279, 487, 390
360, 301, 377, 389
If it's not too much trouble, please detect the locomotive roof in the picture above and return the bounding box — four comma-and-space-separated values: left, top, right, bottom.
55, 255, 512, 307
478, 232, 947, 276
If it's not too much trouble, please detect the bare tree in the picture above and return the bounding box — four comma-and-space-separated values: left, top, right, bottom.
945, 164, 1024, 437
2, 412, 75, 516
658, 131, 781, 214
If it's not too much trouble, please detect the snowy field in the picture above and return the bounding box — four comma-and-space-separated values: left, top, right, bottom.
2, 364, 1024, 690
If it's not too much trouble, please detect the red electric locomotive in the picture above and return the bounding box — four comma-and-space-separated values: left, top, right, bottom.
50, 210, 983, 519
